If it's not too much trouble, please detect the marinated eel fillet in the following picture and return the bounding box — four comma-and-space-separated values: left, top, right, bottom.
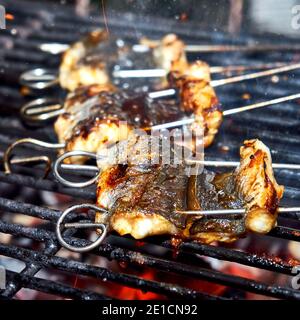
144, 34, 222, 147
60, 31, 189, 91
54, 84, 190, 163
96, 134, 190, 239
169, 61, 223, 148
96, 137, 283, 242
235, 139, 284, 233
59, 31, 220, 149
59, 30, 116, 91
141, 33, 188, 74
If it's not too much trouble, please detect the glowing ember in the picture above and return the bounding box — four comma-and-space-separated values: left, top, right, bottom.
180, 13, 189, 22
5, 13, 14, 20
110, 271, 165, 300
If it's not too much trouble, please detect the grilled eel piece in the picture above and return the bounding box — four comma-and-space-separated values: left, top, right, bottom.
142, 34, 222, 147
169, 60, 223, 148
95, 137, 283, 242
140, 33, 188, 75
60, 29, 151, 91
54, 84, 189, 163
141, 34, 213, 82
54, 73, 217, 164
60, 31, 190, 91
235, 139, 284, 233
96, 134, 190, 239
188, 139, 284, 241
59, 30, 115, 91
142, 34, 221, 147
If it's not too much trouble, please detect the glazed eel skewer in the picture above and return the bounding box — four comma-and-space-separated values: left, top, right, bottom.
54, 136, 297, 252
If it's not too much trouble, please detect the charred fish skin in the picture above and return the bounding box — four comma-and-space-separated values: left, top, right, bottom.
95, 147, 246, 243
185, 170, 246, 243
96, 164, 187, 239
97, 163, 246, 243
95, 136, 283, 243
96, 135, 190, 239
54, 84, 188, 164
54, 84, 117, 143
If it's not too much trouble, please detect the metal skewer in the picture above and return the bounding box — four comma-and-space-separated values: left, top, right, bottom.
55, 202, 300, 252
56, 204, 109, 253
53, 151, 101, 188
39, 42, 300, 55
5, 140, 104, 181
210, 63, 300, 87
184, 43, 300, 53
151, 92, 300, 131
19, 68, 59, 90
21, 98, 64, 122
209, 63, 286, 74
9, 91, 300, 177
185, 160, 300, 170
113, 62, 287, 79
175, 207, 300, 216
149, 63, 300, 99
55, 161, 300, 172
53, 148, 300, 189
4, 138, 65, 176
21, 63, 300, 123
39, 43, 71, 55
20, 62, 288, 91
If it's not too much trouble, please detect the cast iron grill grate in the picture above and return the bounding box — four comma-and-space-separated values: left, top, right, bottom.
0, 0, 300, 300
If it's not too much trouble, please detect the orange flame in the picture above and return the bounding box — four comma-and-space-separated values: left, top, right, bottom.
5, 13, 14, 21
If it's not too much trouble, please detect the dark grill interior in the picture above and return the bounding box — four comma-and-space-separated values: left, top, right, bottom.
1, 0, 300, 300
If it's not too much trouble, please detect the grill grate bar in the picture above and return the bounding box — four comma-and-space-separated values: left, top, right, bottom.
2, 238, 62, 298
0, 198, 299, 287
1, 0, 300, 300
0, 220, 299, 299
1, 197, 298, 273
0, 198, 300, 299
269, 227, 300, 242
0, 243, 223, 300
1, 224, 92, 299
5, 270, 111, 300
0, 173, 96, 201
162, 241, 297, 276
